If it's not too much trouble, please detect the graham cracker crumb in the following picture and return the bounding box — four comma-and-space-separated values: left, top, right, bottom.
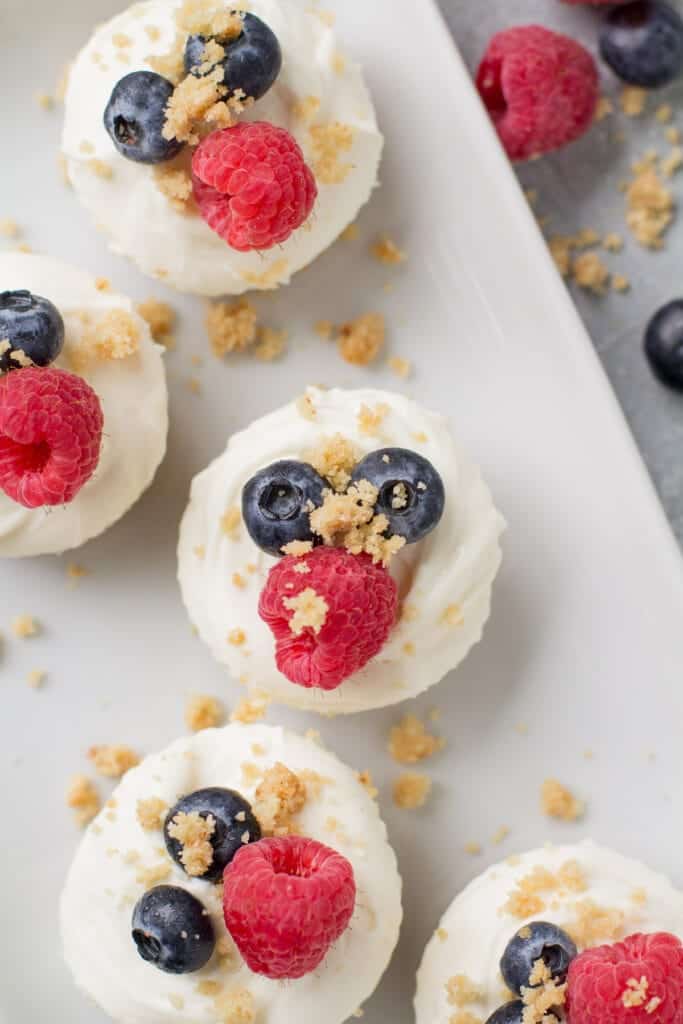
464, 841, 482, 856
11, 614, 39, 638
36, 90, 54, 111
305, 433, 359, 492
230, 693, 270, 724
372, 236, 407, 265
145, 24, 161, 41
622, 977, 654, 1009
492, 825, 510, 846
357, 401, 389, 436
136, 862, 171, 886
441, 604, 464, 627
566, 899, 624, 947
27, 669, 46, 689
393, 772, 432, 809
253, 762, 306, 835
186, 694, 224, 732
621, 86, 648, 117
88, 745, 139, 778
315, 319, 334, 340
292, 95, 321, 122
71, 309, 140, 367
389, 714, 445, 764
502, 861, 588, 919
571, 251, 610, 295
296, 393, 318, 421
283, 587, 329, 634
388, 355, 412, 379
94, 277, 110, 292
221, 505, 241, 539
631, 887, 648, 906
153, 161, 195, 213
136, 298, 176, 343
437, 928, 449, 942
338, 312, 385, 366
450, 1014, 482, 1024
136, 796, 168, 830
541, 779, 584, 822
281, 540, 314, 556
207, 299, 258, 357
661, 146, 683, 178
0, 218, 20, 238
612, 273, 631, 293
446, 975, 481, 1007
666, 125, 681, 144
163, 66, 230, 145
228, 628, 246, 646
357, 770, 378, 799
239, 258, 289, 289
309, 121, 354, 184
332, 51, 346, 74
67, 775, 100, 826
213, 987, 255, 1024
626, 158, 675, 248
594, 95, 614, 122
521, 959, 566, 1024
232, 572, 247, 589
254, 326, 287, 362
167, 810, 215, 876
87, 158, 113, 179
340, 223, 359, 242
112, 32, 132, 47
175, 0, 243, 38
310, 479, 405, 566
147, 30, 186, 84
603, 232, 623, 252
168, 994, 184, 1011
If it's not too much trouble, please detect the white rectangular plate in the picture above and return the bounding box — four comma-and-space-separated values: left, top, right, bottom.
2, 1, 683, 1021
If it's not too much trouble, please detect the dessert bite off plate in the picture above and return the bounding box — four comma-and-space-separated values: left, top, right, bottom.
2, 1, 683, 1023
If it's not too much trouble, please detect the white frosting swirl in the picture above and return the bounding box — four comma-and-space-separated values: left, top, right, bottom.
415, 842, 683, 1024
61, 723, 402, 1024
0, 253, 168, 557
62, 0, 383, 296
178, 386, 504, 714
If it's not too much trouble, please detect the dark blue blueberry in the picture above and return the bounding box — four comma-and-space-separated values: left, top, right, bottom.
485, 1002, 525, 1024
600, 2, 683, 88
242, 460, 326, 556
350, 448, 445, 545
131, 886, 214, 974
0, 290, 64, 372
500, 921, 577, 994
184, 12, 282, 101
645, 299, 683, 389
164, 787, 261, 882
103, 71, 183, 164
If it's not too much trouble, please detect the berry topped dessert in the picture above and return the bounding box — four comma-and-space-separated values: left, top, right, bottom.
415, 842, 683, 1024
61, 0, 383, 296
178, 387, 504, 714
0, 253, 167, 557
61, 723, 402, 1023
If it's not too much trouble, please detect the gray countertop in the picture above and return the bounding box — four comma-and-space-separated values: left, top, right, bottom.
439, 0, 683, 545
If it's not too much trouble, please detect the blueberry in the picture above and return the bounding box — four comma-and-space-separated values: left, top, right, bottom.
242, 460, 326, 556
350, 448, 445, 544
485, 1002, 525, 1024
184, 13, 282, 101
500, 921, 577, 994
164, 787, 261, 882
131, 886, 214, 974
644, 299, 683, 389
103, 71, 183, 164
600, 1, 683, 88
0, 290, 64, 372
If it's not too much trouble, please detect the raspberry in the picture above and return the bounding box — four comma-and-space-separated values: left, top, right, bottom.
476, 26, 599, 161
192, 122, 317, 252
258, 546, 398, 691
567, 932, 683, 1024
0, 367, 103, 509
222, 836, 356, 979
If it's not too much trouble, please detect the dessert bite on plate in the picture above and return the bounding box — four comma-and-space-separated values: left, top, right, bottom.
415, 841, 683, 1024
61, 0, 383, 296
178, 386, 504, 714
0, 253, 167, 558
61, 723, 402, 1024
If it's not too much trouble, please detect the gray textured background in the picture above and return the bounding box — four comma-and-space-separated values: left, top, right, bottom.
439, 0, 683, 545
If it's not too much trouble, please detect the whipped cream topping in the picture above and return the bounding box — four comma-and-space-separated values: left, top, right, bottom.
61, 723, 402, 1024
178, 386, 504, 714
415, 841, 683, 1024
62, 0, 383, 296
0, 253, 167, 557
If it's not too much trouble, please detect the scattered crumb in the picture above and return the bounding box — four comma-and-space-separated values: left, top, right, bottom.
541, 779, 584, 822
163, 66, 230, 145
661, 146, 683, 178
296, 393, 318, 421
230, 693, 270, 724
594, 96, 614, 122
440, 604, 464, 627
292, 95, 321, 122
447, 974, 481, 1008
253, 762, 306, 835
655, 103, 673, 124
136, 862, 171, 886
332, 51, 346, 74
27, 669, 46, 689
186, 694, 224, 732
283, 587, 329, 635
567, 899, 624, 947
491, 825, 510, 846
11, 615, 39, 638
239, 258, 289, 289
502, 861, 587, 919
309, 121, 354, 184
315, 319, 334, 340
87, 158, 114, 179
357, 770, 379, 799
626, 156, 675, 248
281, 540, 314, 557
228, 628, 246, 647
621, 86, 648, 117
305, 433, 359, 492
340, 223, 359, 242
212, 986, 255, 1024
393, 772, 432, 809
571, 251, 611, 295
221, 506, 241, 539
153, 159, 195, 213
206, 299, 258, 357
73, 308, 140, 365
387, 355, 412, 379
464, 841, 482, 856
603, 232, 623, 252
137, 796, 168, 830
136, 298, 176, 344
254, 326, 287, 362
666, 126, 681, 145
0, 218, 20, 238
371, 236, 407, 265
67, 775, 100, 826
521, 959, 566, 1024
338, 312, 385, 366
389, 714, 445, 764
309, 478, 405, 566
167, 810, 215, 876
357, 401, 389, 437
88, 745, 139, 778
612, 273, 631, 293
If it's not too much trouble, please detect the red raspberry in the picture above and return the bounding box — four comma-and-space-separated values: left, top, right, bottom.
0, 367, 103, 509
567, 932, 683, 1024
223, 836, 356, 980
476, 26, 599, 161
258, 546, 398, 691
192, 122, 317, 252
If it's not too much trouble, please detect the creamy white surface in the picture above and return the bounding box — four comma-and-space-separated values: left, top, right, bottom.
415, 841, 683, 1024
178, 386, 504, 714
62, 0, 383, 296
61, 723, 403, 1024
0, 253, 167, 557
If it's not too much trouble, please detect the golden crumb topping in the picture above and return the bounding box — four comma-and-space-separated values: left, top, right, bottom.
357, 770, 378, 799
167, 810, 215, 876
450, 1013, 482, 1024
338, 312, 385, 366
572, 251, 611, 295
230, 693, 270, 724
567, 899, 625, 948
502, 861, 587, 919
304, 433, 359, 492
441, 604, 464, 627
87, 158, 114, 179
393, 772, 432, 809
213, 986, 255, 1024
254, 326, 287, 362
309, 479, 406, 566
228, 628, 246, 646
186, 694, 224, 732
164, 67, 230, 145
136, 297, 176, 344
372, 236, 407, 265
136, 862, 172, 886
153, 160, 195, 213
175, 0, 243, 38
67, 775, 100, 826
309, 121, 354, 184
292, 95, 321, 122
253, 762, 306, 835
282, 540, 314, 557
388, 714, 445, 764
137, 796, 168, 830
446, 975, 481, 1007
221, 505, 241, 539
0, 218, 20, 238
357, 401, 389, 436
541, 779, 584, 822
388, 355, 412, 379
72, 308, 141, 366
240, 258, 289, 289
621, 85, 648, 117
296, 393, 318, 421
11, 614, 39, 638
88, 744, 139, 778
626, 156, 675, 248
521, 960, 566, 1024
283, 587, 329, 635
207, 299, 258, 357
27, 669, 46, 689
